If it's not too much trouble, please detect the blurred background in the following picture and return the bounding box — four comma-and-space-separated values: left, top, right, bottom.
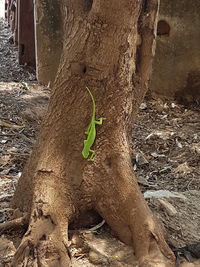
0, 0, 5, 18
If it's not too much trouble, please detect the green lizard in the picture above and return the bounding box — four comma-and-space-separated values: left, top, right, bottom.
82, 87, 105, 161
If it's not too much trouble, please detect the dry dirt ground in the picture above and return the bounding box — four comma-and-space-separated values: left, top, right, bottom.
0, 19, 200, 266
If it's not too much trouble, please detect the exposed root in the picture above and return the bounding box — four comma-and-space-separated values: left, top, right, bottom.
12, 212, 71, 267
94, 158, 175, 267
0, 214, 28, 233
138, 238, 175, 267
12, 238, 71, 267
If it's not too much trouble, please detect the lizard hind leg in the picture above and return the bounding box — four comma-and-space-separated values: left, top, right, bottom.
85, 122, 92, 135
88, 149, 95, 161
82, 140, 90, 159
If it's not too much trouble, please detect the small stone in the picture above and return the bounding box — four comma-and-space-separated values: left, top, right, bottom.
171, 103, 177, 108
139, 102, 147, 110
0, 139, 8, 144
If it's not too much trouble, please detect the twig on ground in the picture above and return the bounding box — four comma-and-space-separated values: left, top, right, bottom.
0, 214, 28, 234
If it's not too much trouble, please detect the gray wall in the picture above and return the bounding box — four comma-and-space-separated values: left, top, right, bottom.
150, 0, 200, 103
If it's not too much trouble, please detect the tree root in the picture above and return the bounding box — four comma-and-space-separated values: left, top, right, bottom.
138, 238, 175, 267
12, 211, 71, 267
0, 214, 28, 233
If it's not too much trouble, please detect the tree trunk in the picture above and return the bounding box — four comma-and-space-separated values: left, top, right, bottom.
12, 0, 175, 266
34, 0, 62, 86
18, 0, 35, 66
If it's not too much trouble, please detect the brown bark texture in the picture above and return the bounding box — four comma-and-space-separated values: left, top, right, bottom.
11, 0, 175, 266
18, 0, 35, 67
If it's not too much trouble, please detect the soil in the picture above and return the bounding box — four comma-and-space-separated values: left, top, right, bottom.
0, 18, 200, 266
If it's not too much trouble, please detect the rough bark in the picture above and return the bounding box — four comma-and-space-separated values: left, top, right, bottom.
11, 0, 175, 266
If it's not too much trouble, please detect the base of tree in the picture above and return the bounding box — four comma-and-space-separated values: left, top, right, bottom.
11, 207, 71, 267
10, 168, 175, 267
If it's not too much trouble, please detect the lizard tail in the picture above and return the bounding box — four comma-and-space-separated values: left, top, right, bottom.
86, 87, 95, 116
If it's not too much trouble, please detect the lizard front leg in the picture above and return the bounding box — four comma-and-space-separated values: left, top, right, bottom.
95, 117, 106, 125
88, 149, 95, 161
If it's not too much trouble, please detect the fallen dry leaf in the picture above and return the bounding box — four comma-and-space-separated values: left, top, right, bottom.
174, 162, 192, 174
